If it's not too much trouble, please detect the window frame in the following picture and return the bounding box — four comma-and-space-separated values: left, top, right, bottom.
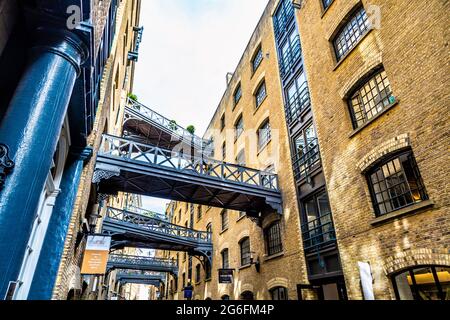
251, 45, 263, 73
221, 248, 229, 269
233, 83, 242, 107
239, 237, 251, 266
234, 114, 244, 141
366, 149, 428, 217
264, 221, 283, 256
258, 118, 272, 151
220, 209, 229, 232
270, 286, 288, 300
195, 264, 201, 283
255, 81, 267, 108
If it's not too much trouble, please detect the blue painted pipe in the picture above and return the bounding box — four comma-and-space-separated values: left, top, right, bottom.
0, 28, 87, 299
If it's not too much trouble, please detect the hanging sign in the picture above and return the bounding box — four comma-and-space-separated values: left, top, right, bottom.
81, 235, 111, 275
218, 269, 234, 284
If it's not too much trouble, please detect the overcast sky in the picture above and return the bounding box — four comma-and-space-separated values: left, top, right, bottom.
134, 0, 269, 212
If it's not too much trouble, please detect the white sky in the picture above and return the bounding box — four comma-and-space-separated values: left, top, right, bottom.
133, 0, 269, 213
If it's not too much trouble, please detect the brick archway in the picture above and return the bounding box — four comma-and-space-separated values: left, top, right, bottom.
383, 248, 450, 275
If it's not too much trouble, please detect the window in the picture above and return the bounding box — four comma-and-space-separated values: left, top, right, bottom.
221, 249, 229, 269
270, 287, 288, 300
286, 71, 310, 122
252, 46, 263, 72
221, 295, 230, 300
236, 149, 245, 166
349, 69, 395, 129
293, 123, 320, 179
258, 119, 271, 150
182, 272, 186, 288
220, 114, 225, 131
367, 150, 428, 216
239, 237, 251, 266
221, 209, 229, 231
392, 266, 450, 300
255, 81, 267, 107
206, 223, 212, 234
279, 28, 301, 78
333, 6, 370, 61
195, 264, 201, 283
264, 221, 283, 256
222, 141, 226, 160
234, 84, 242, 106
234, 115, 244, 140
301, 190, 335, 252
238, 211, 246, 219
205, 260, 212, 280
273, 0, 295, 39
197, 206, 202, 220
322, 0, 333, 11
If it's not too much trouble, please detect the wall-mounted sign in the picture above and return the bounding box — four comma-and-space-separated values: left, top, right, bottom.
81, 235, 111, 275
218, 269, 234, 284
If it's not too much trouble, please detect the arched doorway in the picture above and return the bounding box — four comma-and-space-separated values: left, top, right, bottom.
240, 291, 254, 300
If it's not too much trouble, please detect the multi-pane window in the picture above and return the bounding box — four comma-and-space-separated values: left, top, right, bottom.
235, 115, 244, 140
273, 0, 295, 39
322, 0, 333, 10
367, 150, 428, 216
234, 84, 242, 106
221, 209, 229, 231
258, 119, 271, 150
302, 190, 335, 252
286, 71, 310, 122
333, 6, 370, 61
293, 123, 320, 179
264, 221, 283, 256
205, 260, 211, 280
195, 264, 201, 283
270, 287, 288, 300
279, 28, 301, 78
240, 237, 251, 266
349, 69, 395, 128
252, 46, 263, 72
255, 81, 267, 107
221, 249, 229, 269
197, 206, 202, 220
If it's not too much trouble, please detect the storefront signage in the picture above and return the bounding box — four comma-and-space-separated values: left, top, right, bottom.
81, 235, 111, 275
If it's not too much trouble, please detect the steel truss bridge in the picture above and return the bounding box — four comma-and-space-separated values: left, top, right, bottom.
102, 207, 212, 264
115, 270, 165, 286
107, 253, 178, 276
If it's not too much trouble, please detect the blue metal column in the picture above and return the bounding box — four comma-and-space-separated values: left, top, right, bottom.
28, 148, 92, 300
0, 28, 88, 299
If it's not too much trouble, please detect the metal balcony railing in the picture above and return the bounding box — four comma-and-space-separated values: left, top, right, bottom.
279, 35, 302, 79
125, 205, 169, 221
105, 207, 212, 244
292, 139, 321, 181
126, 98, 213, 153
301, 212, 336, 252
285, 85, 311, 124
108, 254, 178, 271
99, 134, 279, 191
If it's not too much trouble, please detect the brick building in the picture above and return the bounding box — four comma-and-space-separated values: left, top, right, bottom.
158, 0, 449, 300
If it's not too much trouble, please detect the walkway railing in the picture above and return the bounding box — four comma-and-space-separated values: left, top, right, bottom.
125, 205, 169, 221
126, 98, 213, 152
105, 207, 212, 244
108, 254, 177, 271
99, 134, 279, 191
292, 139, 321, 181
301, 212, 336, 252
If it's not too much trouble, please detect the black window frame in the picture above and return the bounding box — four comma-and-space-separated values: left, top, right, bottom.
270, 286, 288, 300
220, 113, 226, 131
233, 83, 242, 106
255, 81, 267, 108
264, 221, 283, 256
292, 122, 320, 180
195, 264, 201, 283
278, 26, 302, 78
252, 45, 263, 73
333, 5, 370, 62
366, 149, 428, 217
234, 114, 244, 141
221, 248, 229, 269
239, 237, 251, 266
348, 68, 395, 129
321, 0, 334, 11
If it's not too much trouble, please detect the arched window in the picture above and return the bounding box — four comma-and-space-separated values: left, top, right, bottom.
255, 81, 267, 107
251, 45, 263, 73
239, 237, 251, 266
392, 266, 450, 300
270, 286, 288, 300
264, 221, 283, 256
234, 114, 244, 140
221, 294, 230, 300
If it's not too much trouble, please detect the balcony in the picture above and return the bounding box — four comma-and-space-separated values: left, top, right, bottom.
301, 212, 336, 252
292, 139, 321, 181
285, 86, 311, 124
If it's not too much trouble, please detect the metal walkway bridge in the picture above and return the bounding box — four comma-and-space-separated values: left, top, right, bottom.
123, 98, 213, 155
107, 254, 178, 276
94, 135, 282, 216
116, 270, 165, 286
102, 207, 212, 262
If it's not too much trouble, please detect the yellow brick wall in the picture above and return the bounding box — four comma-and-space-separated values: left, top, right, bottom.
296, 0, 450, 299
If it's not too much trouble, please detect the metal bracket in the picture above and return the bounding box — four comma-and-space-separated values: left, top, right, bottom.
0, 144, 14, 189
